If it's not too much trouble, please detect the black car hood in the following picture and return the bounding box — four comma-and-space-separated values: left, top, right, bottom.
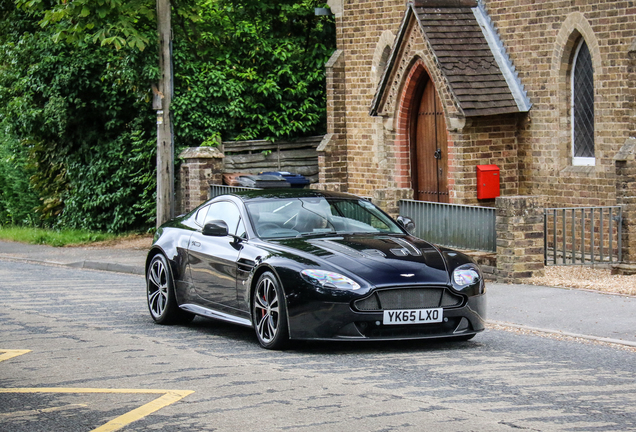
272, 234, 450, 287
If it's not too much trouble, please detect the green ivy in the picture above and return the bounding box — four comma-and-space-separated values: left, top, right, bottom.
58, 120, 157, 232
0, 130, 40, 226
0, 1, 335, 232
0, 5, 158, 231
171, 0, 335, 146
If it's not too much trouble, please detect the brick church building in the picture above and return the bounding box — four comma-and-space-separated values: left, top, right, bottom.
315, 0, 635, 217
178, 0, 635, 276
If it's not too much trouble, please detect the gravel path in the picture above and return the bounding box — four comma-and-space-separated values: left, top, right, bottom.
528, 266, 636, 296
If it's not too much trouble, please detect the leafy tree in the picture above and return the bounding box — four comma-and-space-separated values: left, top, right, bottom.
17, 0, 335, 144
15, 0, 157, 50
1, 0, 335, 232
171, 0, 335, 145
0, 4, 158, 231
0, 130, 40, 226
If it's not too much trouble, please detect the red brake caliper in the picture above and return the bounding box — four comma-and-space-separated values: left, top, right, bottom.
261, 294, 267, 319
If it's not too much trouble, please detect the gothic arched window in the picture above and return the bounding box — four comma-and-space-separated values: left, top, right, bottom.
571, 38, 595, 166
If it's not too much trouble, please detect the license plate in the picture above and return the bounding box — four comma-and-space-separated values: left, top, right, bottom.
383, 308, 443, 325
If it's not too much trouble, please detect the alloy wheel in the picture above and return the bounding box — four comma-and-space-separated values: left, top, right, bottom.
147, 257, 169, 319
254, 276, 280, 343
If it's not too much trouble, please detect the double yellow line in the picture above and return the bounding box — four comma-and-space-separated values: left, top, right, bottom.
0, 349, 194, 432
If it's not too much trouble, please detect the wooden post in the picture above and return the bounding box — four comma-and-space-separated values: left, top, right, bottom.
155, 0, 174, 227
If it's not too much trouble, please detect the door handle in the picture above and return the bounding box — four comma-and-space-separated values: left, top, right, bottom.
191, 241, 201, 247
434, 149, 442, 159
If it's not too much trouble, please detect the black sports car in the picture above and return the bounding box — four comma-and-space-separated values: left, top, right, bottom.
146, 189, 486, 349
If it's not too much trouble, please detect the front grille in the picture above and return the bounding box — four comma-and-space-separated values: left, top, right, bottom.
353, 287, 463, 311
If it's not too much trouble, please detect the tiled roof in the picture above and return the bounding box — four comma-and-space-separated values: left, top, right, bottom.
370, 1, 530, 117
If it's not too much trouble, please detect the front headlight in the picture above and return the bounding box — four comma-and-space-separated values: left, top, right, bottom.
452, 264, 482, 290
301, 269, 361, 290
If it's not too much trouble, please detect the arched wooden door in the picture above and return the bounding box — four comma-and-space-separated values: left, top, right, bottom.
412, 79, 449, 203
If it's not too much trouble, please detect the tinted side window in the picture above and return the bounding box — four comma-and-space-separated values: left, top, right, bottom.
205, 201, 242, 235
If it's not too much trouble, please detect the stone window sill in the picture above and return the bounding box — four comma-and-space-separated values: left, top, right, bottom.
560, 165, 596, 177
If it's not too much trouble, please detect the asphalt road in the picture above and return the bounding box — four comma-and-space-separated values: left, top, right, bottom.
0, 260, 635, 431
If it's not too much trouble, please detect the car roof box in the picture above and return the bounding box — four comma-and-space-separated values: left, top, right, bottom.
260, 171, 310, 188
236, 174, 291, 189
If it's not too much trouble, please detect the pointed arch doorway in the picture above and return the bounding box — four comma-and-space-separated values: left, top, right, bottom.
411, 78, 449, 203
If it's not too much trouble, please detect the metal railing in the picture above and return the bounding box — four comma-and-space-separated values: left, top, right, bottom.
209, 184, 258, 200
399, 199, 496, 252
544, 206, 622, 265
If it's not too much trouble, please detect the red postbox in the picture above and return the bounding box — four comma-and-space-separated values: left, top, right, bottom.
476, 165, 500, 200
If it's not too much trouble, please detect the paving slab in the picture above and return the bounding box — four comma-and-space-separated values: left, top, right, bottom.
0, 241, 146, 275
487, 282, 636, 345
2, 240, 635, 346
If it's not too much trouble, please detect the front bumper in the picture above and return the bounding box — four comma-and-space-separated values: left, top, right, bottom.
287, 293, 486, 341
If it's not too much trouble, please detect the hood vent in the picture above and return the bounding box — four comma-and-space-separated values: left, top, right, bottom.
385, 237, 422, 257
311, 239, 389, 260
310, 239, 364, 258
362, 249, 386, 258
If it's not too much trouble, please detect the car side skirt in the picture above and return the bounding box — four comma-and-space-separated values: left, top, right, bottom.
180, 303, 253, 328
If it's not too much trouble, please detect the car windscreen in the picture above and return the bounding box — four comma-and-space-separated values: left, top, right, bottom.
245, 197, 403, 239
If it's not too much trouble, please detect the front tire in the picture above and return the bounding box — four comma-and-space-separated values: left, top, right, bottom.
252, 272, 289, 350
146, 254, 194, 325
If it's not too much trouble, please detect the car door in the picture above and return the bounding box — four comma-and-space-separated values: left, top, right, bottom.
188, 200, 245, 311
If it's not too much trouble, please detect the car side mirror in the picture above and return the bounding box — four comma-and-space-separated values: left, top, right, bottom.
396, 216, 416, 234
202, 220, 229, 237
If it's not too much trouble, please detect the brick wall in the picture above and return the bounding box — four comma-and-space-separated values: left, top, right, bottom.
316, 49, 349, 192
496, 195, 546, 282
614, 138, 636, 270
630, 37, 636, 135
177, 147, 224, 214
336, 0, 405, 197
450, 115, 520, 205
326, 0, 522, 206
321, 0, 635, 211
484, 0, 636, 207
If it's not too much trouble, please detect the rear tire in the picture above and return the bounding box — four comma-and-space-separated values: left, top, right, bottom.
146, 254, 194, 325
252, 272, 289, 350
